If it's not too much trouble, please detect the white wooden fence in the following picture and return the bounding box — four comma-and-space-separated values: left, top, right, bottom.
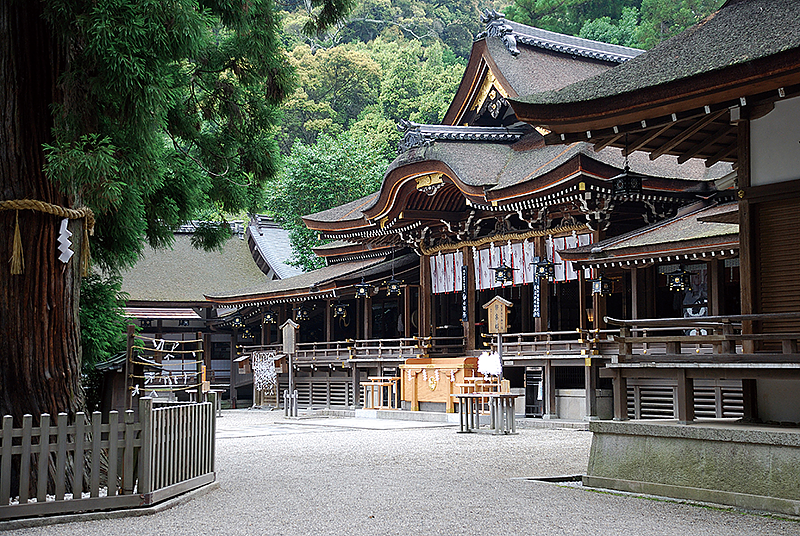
0, 394, 216, 521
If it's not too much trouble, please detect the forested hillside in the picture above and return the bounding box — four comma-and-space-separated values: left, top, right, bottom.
267, 0, 725, 270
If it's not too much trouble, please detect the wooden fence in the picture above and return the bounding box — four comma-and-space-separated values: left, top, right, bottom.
0, 394, 216, 521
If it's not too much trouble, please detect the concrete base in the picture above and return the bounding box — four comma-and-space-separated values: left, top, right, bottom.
585, 420, 800, 516
556, 389, 613, 420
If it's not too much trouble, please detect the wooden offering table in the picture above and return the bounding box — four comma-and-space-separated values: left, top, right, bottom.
400, 357, 478, 412
362, 377, 400, 409
454, 392, 520, 434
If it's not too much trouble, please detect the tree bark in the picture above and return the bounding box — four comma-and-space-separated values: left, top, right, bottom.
0, 1, 83, 424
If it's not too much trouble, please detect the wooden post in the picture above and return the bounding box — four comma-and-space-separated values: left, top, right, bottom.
578, 269, 587, 331
612, 370, 628, 421
138, 397, 153, 495
462, 246, 476, 351
709, 260, 723, 316
741, 378, 759, 422
738, 119, 756, 353
631, 266, 641, 319
543, 360, 557, 419
675, 369, 694, 424
420, 255, 432, 338
229, 329, 238, 408
404, 285, 412, 339
125, 324, 135, 410
584, 359, 597, 420
196, 331, 204, 401
325, 298, 333, 342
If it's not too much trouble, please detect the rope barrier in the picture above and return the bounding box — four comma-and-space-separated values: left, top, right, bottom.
0, 199, 95, 276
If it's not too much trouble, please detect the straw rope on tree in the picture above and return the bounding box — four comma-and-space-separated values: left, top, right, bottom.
0, 199, 95, 276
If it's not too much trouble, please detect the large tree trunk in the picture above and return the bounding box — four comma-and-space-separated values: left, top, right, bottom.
0, 2, 84, 424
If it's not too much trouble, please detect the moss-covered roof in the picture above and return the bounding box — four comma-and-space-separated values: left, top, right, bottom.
512, 0, 800, 108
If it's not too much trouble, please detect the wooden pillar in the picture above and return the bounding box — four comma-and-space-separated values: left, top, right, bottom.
584, 359, 598, 420
521, 284, 531, 333
612, 370, 628, 421
675, 369, 694, 424
462, 246, 476, 351
741, 378, 758, 422
260, 313, 268, 345
325, 298, 333, 342
203, 332, 212, 384
631, 266, 642, 319
737, 119, 756, 352
578, 269, 587, 331
543, 360, 557, 419
709, 260, 723, 316
404, 286, 412, 338
229, 329, 238, 408
420, 255, 432, 338
363, 295, 371, 340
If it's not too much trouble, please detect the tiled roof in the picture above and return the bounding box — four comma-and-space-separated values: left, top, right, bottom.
559, 202, 739, 265
505, 20, 643, 63
247, 215, 303, 279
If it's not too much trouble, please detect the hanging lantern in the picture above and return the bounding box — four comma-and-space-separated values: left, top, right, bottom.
592, 274, 613, 297
231, 314, 244, 328
333, 302, 349, 318
262, 309, 277, 324
386, 278, 402, 296
667, 267, 693, 292
533, 257, 556, 281
355, 277, 371, 298
611, 164, 644, 196
490, 264, 515, 284
295, 307, 310, 322
611, 136, 644, 196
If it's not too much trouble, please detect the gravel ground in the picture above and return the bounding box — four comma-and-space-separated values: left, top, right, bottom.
11, 409, 800, 535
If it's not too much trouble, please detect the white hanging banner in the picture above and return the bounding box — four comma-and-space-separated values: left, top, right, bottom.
546, 233, 595, 282
430, 250, 464, 294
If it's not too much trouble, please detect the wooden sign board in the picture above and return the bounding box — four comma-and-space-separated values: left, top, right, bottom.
482, 296, 513, 334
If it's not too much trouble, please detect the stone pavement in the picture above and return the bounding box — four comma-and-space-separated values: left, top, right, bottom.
9, 409, 800, 535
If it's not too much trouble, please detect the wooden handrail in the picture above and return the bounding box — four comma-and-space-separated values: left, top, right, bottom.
606, 312, 800, 327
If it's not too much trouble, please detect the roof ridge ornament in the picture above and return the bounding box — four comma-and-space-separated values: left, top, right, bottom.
397, 119, 432, 154
478, 9, 520, 57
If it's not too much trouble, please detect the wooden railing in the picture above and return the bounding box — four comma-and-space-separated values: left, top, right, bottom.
606, 312, 800, 362
483, 329, 619, 357
0, 395, 216, 521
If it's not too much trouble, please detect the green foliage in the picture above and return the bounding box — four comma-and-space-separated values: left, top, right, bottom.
636, 0, 723, 49
79, 274, 128, 412
40, 0, 352, 273
579, 6, 640, 47
506, 0, 723, 49
80, 274, 128, 369
266, 130, 390, 270
281, 0, 482, 59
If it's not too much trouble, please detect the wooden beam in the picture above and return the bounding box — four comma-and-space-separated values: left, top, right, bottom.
593, 133, 623, 152
705, 141, 738, 167
628, 122, 674, 154
649, 108, 729, 160
677, 123, 736, 164
400, 210, 464, 222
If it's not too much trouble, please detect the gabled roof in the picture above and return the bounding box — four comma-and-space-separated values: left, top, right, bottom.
302, 139, 730, 233
443, 12, 642, 126
246, 215, 303, 279
204, 254, 418, 306
120, 232, 269, 304
508, 0, 800, 165
559, 202, 739, 268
